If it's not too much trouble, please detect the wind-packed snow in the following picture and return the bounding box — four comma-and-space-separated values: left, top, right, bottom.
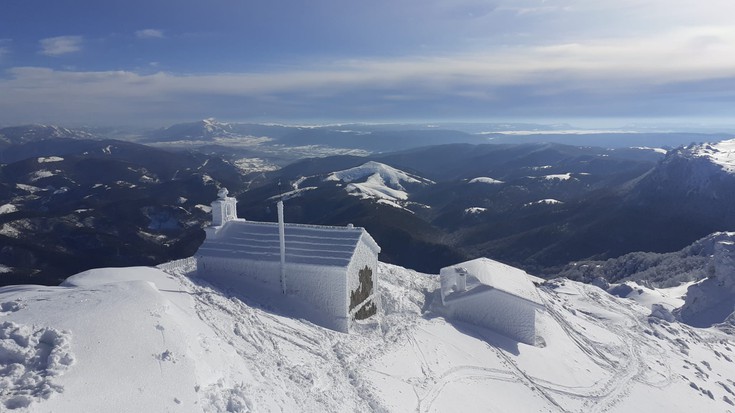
468, 177, 504, 184
688, 138, 735, 173
1, 261, 734, 412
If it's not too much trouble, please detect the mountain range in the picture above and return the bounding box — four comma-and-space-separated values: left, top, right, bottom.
2, 122, 735, 286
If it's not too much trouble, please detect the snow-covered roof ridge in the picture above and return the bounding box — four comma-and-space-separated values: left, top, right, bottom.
442, 257, 544, 307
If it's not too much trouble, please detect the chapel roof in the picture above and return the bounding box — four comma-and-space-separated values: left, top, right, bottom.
441, 257, 544, 307
196, 219, 379, 267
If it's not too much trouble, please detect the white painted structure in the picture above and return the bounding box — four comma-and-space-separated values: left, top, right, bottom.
195, 189, 381, 333
440, 258, 544, 345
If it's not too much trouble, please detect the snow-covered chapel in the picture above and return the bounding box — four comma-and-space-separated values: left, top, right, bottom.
195, 188, 381, 333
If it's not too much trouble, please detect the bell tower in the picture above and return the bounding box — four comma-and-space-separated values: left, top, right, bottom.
209, 187, 238, 230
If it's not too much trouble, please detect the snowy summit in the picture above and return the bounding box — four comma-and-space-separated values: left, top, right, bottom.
326, 161, 433, 207
2, 259, 735, 412
686, 138, 735, 173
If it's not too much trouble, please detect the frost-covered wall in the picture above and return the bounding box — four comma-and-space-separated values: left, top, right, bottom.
196, 255, 350, 331
443, 290, 538, 345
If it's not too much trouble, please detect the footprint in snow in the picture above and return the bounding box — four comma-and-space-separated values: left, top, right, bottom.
0, 301, 22, 314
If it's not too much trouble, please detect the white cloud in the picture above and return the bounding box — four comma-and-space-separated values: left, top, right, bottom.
39, 36, 82, 56
5, 23, 735, 123
135, 29, 164, 39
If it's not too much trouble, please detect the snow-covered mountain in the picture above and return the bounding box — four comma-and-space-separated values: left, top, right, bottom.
0, 125, 94, 148
144, 119, 252, 142
555, 232, 735, 287
325, 161, 434, 209
1, 260, 734, 412
682, 138, 735, 174
0, 139, 249, 286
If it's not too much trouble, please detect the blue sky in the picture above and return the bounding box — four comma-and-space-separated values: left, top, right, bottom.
2, 0, 735, 127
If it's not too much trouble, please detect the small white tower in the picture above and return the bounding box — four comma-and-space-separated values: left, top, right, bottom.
206, 188, 238, 238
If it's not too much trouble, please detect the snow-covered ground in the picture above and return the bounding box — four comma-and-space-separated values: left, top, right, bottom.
1, 261, 734, 412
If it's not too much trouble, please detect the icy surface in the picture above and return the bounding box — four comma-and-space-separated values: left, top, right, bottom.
1, 262, 734, 412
